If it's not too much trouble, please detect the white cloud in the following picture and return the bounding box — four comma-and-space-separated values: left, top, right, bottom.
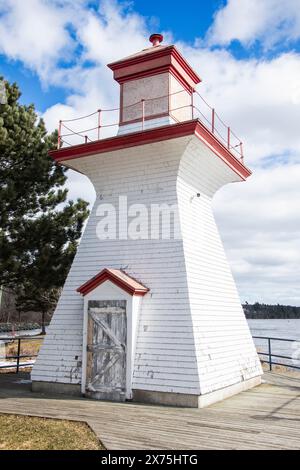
77, 1, 148, 65
213, 162, 300, 304
206, 0, 300, 49
1, 0, 299, 304
0, 0, 78, 81
0, 0, 149, 87
182, 46, 300, 163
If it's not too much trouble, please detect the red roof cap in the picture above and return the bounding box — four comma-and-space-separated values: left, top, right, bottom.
77, 268, 149, 297
149, 33, 163, 46
107, 43, 201, 92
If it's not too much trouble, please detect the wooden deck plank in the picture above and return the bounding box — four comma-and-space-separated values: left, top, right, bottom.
0, 372, 299, 450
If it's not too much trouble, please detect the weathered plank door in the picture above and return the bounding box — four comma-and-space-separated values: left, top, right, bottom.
86, 300, 127, 401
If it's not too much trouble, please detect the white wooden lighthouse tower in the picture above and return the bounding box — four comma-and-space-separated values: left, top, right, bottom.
32, 34, 262, 407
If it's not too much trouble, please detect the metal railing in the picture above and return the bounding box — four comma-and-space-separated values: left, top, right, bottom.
0, 335, 44, 373
253, 336, 300, 371
0, 333, 298, 375
57, 89, 244, 161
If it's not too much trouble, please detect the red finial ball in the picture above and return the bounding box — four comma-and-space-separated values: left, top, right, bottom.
149, 33, 163, 47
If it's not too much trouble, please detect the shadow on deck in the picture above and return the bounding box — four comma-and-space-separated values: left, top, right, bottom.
0, 371, 299, 450
0, 372, 31, 392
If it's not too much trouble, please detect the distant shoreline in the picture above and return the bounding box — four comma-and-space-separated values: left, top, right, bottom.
243, 303, 300, 319
1, 304, 300, 327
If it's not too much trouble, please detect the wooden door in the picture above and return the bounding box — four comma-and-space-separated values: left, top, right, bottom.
86, 300, 127, 401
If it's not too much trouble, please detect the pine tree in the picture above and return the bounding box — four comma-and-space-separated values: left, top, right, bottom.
0, 78, 89, 331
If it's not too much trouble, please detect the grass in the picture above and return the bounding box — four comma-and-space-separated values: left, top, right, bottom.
0, 367, 33, 374
0, 338, 43, 373
5, 338, 43, 358
0, 413, 105, 450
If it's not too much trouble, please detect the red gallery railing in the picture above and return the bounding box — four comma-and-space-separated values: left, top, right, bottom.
57, 90, 244, 162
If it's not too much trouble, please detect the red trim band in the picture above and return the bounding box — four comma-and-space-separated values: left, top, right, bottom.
108, 45, 201, 91
50, 119, 251, 180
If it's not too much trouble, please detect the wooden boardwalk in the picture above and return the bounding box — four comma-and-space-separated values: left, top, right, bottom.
0, 372, 299, 450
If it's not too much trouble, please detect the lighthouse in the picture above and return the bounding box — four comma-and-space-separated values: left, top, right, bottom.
31, 34, 262, 407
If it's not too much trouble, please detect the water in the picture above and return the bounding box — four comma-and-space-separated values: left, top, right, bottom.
248, 319, 300, 369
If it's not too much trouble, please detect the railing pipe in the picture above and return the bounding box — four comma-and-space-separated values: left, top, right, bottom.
191, 92, 194, 120
97, 109, 101, 140
268, 338, 272, 371
16, 338, 21, 374
252, 336, 300, 371
56, 93, 245, 161
0, 335, 43, 373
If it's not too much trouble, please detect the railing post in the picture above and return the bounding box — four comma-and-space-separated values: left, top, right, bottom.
227, 126, 231, 149
16, 338, 21, 374
97, 109, 101, 140
268, 338, 272, 371
58, 120, 62, 149
240, 142, 244, 162
85, 135, 88, 144
141, 99, 145, 131
191, 92, 194, 120
212, 108, 215, 134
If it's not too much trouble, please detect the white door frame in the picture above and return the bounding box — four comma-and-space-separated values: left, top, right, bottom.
81, 280, 141, 399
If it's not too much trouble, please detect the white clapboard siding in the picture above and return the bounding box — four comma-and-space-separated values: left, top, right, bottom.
177, 137, 262, 395
32, 134, 262, 395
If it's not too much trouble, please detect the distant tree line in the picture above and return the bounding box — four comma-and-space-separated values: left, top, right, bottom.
243, 302, 300, 319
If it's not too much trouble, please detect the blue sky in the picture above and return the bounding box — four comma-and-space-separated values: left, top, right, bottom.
130, 0, 223, 43
0, 57, 68, 110
1, 0, 300, 112
0, 0, 300, 305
